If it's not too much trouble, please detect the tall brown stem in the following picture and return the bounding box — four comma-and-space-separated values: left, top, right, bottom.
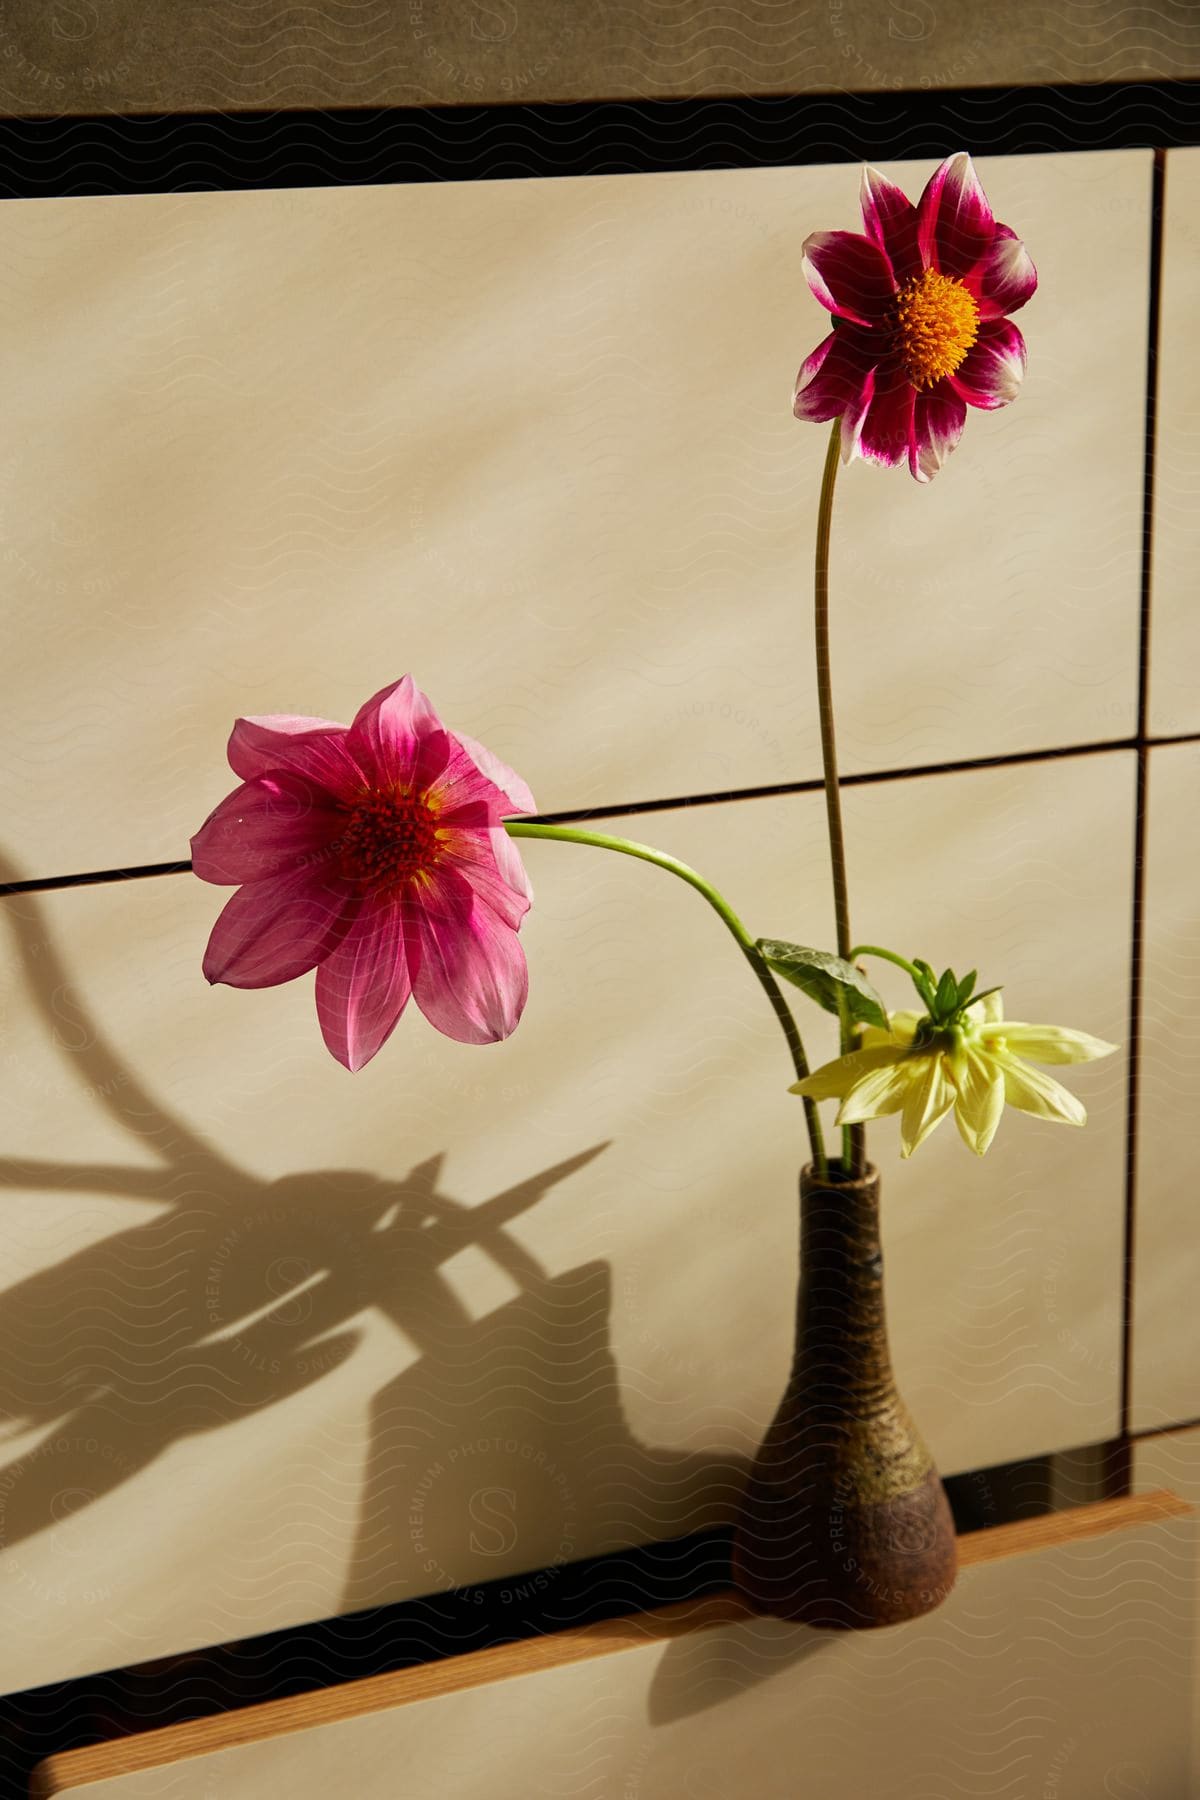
813, 420, 865, 1177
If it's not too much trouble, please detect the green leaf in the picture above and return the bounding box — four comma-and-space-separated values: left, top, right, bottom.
956, 969, 977, 1007
934, 968, 959, 1018
756, 940, 889, 1031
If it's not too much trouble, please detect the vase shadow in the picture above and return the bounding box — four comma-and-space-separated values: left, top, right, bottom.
343, 1255, 750, 1615
647, 1615, 835, 1726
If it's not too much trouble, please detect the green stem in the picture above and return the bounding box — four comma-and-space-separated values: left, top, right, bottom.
849, 944, 924, 987
505, 819, 827, 1172
814, 418, 864, 1178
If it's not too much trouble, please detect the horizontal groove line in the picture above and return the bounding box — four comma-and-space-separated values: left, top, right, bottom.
0, 732, 1161, 897
0, 860, 194, 898
1129, 1413, 1200, 1443
2, 83, 1200, 195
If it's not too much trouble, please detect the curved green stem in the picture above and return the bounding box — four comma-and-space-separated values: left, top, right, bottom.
814, 419, 864, 1177
849, 944, 923, 987
505, 819, 827, 1172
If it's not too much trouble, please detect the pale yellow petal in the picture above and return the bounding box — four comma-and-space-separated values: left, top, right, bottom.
899, 1054, 956, 1158
997, 1052, 1087, 1126
789, 1044, 906, 1101
859, 1009, 921, 1052
978, 1021, 1117, 1066
888, 1009, 923, 1045
966, 991, 1004, 1027
951, 1043, 1005, 1156
835, 1055, 917, 1124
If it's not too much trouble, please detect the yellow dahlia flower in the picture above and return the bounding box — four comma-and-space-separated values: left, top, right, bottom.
790, 989, 1117, 1160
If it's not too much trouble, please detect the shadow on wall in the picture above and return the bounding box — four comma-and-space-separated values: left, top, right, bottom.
647, 1613, 834, 1728
0, 856, 749, 1621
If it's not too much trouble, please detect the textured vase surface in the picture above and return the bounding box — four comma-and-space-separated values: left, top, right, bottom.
731, 1161, 958, 1628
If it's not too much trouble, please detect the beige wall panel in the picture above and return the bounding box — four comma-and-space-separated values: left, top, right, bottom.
1135, 1426, 1200, 1504
1, 150, 1147, 874
1131, 743, 1200, 1430
0, 753, 1130, 1689
33, 1503, 1199, 1800
1150, 148, 1200, 738
1133, 1432, 1200, 1783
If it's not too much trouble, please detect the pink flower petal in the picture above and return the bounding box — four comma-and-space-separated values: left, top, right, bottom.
453, 728, 536, 816
197, 679, 541, 1066
969, 224, 1037, 320
438, 826, 533, 930
858, 364, 917, 471
793, 325, 879, 423
794, 332, 835, 414
416, 728, 517, 823
840, 363, 877, 464
860, 165, 921, 285
314, 894, 414, 1071
228, 713, 343, 773
801, 230, 896, 327
345, 674, 444, 783
436, 802, 535, 911
411, 867, 528, 1045
911, 384, 967, 483
440, 732, 537, 908
191, 774, 344, 886
949, 320, 1027, 411
488, 825, 534, 909
409, 725, 457, 795
203, 866, 354, 989
228, 716, 366, 801
917, 152, 995, 280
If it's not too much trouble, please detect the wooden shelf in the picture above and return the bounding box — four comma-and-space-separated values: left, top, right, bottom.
31, 1490, 1195, 1797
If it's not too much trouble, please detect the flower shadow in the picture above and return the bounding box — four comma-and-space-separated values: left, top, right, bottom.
0, 858, 749, 1630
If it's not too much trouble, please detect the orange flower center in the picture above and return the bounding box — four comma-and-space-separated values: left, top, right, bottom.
337, 786, 443, 890
892, 268, 979, 390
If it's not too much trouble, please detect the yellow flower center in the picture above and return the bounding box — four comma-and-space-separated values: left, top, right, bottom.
337, 786, 444, 891
892, 269, 980, 391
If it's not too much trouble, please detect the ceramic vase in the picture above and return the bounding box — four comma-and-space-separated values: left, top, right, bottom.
731, 1160, 958, 1628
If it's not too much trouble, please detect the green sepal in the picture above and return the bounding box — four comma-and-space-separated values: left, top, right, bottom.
909, 957, 939, 1008
934, 967, 959, 1018
966, 984, 1003, 1011
756, 940, 889, 1031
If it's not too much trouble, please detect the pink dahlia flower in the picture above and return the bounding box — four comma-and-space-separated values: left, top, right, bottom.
795, 152, 1036, 482
191, 676, 536, 1071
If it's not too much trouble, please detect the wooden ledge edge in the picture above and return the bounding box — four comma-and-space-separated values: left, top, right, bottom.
30, 1489, 1194, 1796
955, 1485, 1191, 1568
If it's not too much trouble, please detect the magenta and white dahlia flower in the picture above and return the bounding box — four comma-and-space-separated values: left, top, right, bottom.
192, 676, 535, 1071
795, 152, 1037, 482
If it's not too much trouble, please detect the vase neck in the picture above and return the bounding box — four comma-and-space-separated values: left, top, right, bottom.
794, 1167, 898, 1414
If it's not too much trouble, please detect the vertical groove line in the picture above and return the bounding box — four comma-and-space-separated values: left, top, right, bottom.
1115, 146, 1167, 1491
